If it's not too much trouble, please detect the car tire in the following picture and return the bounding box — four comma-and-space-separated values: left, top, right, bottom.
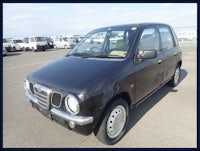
169, 65, 181, 87
95, 98, 129, 145
12, 47, 16, 52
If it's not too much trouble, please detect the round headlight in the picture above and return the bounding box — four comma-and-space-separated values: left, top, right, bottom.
23, 79, 30, 90
65, 94, 80, 115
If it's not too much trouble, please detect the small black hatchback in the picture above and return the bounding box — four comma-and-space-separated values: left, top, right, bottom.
24, 23, 182, 145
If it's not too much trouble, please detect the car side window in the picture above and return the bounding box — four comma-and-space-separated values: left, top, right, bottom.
24, 38, 29, 43
158, 27, 174, 51
138, 27, 160, 53
30, 37, 35, 42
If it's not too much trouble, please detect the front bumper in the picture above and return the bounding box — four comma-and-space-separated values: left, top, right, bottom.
25, 90, 94, 126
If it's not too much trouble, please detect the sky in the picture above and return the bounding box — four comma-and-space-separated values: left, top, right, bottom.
3, 3, 197, 38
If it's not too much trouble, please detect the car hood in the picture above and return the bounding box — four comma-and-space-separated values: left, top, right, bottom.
28, 56, 121, 94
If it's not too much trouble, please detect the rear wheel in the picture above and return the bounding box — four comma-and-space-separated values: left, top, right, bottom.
95, 98, 129, 145
169, 65, 180, 87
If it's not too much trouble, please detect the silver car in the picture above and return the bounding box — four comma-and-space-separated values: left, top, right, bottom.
3, 47, 7, 56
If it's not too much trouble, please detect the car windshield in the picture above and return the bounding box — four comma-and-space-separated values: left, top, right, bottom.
3, 39, 11, 43
63, 38, 70, 42
35, 37, 46, 42
68, 27, 137, 58
46, 38, 53, 42
13, 40, 24, 43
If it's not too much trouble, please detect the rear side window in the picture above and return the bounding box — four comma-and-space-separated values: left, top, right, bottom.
158, 27, 174, 51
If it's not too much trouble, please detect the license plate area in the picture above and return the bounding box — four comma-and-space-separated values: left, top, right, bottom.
31, 102, 53, 121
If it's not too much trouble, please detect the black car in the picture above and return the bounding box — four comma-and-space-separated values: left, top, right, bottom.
23, 23, 182, 145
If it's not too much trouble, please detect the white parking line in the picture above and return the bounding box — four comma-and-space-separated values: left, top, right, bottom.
4, 61, 51, 70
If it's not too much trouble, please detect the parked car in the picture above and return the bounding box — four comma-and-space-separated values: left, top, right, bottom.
3, 38, 12, 52
177, 30, 197, 41
53, 37, 75, 49
23, 36, 48, 52
23, 23, 182, 145
70, 37, 79, 46
3, 47, 7, 56
10, 39, 29, 51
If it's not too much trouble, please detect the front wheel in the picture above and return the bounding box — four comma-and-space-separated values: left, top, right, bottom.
95, 98, 129, 145
12, 47, 16, 51
169, 65, 181, 87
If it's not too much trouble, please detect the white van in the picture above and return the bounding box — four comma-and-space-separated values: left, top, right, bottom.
53, 37, 75, 49
23, 36, 48, 51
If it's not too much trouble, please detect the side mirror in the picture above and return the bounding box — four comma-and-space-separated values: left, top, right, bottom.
137, 50, 157, 59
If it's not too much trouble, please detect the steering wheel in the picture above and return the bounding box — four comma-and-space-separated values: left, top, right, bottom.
90, 46, 101, 51
89, 46, 101, 55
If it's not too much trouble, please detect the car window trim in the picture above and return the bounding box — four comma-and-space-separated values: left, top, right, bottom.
157, 25, 176, 52
133, 25, 161, 64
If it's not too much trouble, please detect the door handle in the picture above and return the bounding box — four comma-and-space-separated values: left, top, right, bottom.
174, 52, 178, 56
158, 60, 162, 64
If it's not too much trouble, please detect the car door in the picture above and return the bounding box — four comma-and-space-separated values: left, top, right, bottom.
134, 26, 164, 102
158, 26, 179, 83
29, 37, 35, 49
59, 38, 63, 48
55, 38, 60, 48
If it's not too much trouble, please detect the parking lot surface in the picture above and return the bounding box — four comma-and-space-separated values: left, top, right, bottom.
3, 44, 197, 148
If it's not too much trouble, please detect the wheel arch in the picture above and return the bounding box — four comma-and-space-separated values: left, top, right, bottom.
178, 60, 182, 67
94, 91, 131, 135
110, 92, 132, 109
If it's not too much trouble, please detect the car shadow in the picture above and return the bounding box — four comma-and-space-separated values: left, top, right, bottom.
125, 69, 187, 135
5, 52, 22, 57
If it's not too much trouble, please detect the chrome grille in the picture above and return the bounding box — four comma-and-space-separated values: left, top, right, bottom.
30, 83, 34, 94
51, 92, 62, 107
33, 84, 52, 109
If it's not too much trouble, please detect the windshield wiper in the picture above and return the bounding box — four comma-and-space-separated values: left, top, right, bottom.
66, 53, 124, 59
66, 53, 93, 58
94, 54, 124, 59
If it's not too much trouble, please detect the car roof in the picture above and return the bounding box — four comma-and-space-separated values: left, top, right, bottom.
94, 22, 171, 30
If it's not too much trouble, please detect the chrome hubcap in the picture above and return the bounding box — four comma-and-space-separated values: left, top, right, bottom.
174, 67, 180, 84
107, 105, 126, 138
